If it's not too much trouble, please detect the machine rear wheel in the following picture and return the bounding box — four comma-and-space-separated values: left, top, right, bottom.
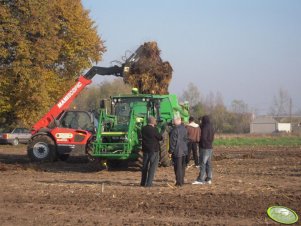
134, 150, 143, 169
160, 131, 171, 167
85, 137, 96, 161
27, 135, 57, 162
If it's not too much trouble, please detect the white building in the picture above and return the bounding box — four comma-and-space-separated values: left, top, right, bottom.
250, 116, 291, 134
277, 123, 291, 133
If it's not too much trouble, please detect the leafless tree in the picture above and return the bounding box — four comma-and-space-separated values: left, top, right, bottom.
270, 88, 291, 116
181, 83, 202, 106
231, 99, 249, 114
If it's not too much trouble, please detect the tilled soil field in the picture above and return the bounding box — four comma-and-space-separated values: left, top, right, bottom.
0, 145, 300, 225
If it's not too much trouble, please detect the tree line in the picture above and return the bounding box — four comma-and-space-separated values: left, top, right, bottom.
180, 83, 252, 133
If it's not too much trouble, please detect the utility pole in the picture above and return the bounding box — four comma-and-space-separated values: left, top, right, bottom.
289, 98, 292, 123
289, 98, 292, 132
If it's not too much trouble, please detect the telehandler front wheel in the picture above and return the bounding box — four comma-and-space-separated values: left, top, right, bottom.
27, 135, 57, 162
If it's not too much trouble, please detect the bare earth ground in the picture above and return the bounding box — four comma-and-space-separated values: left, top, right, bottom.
0, 145, 300, 226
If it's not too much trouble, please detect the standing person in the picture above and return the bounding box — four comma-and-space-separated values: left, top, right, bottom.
169, 117, 188, 186
192, 115, 215, 185
140, 116, 163, 187
186, 116, 201, 167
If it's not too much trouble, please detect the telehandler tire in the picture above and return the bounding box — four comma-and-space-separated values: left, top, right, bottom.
27, 135, 57, 162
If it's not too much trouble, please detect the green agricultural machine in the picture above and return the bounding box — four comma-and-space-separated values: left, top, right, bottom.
90, 89, 189, 168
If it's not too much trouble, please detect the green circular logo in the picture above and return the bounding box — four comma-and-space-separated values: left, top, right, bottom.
267, 206, 299, 224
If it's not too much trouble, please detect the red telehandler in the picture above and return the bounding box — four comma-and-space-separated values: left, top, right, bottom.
27, 46, 143, 162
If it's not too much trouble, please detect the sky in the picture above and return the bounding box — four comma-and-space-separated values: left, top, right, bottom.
82, 0, 301, 115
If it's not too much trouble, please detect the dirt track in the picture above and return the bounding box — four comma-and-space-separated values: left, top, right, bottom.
0, 145, 300, 225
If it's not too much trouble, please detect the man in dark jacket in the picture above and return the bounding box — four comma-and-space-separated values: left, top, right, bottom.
140, 116, 163, 187
192, 115, 214, 185
169, 117, 188, 186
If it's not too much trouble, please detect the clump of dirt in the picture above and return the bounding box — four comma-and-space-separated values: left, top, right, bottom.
124, 41, 173, 94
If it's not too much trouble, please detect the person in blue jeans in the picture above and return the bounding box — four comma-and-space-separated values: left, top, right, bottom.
192, 115, 215, 185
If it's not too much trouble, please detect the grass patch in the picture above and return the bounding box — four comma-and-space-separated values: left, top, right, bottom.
214, 135, 301, 148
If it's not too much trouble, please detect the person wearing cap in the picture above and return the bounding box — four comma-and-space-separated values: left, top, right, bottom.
169, 117, 188, 186
140, 116, 163, 187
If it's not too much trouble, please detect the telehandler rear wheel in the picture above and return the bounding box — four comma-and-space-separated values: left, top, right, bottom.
27, 135, 57, 162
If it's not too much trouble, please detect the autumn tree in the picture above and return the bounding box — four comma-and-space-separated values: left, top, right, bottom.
0, 0, 105, 127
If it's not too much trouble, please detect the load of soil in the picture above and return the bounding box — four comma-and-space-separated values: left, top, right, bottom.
124, 41, 173, 94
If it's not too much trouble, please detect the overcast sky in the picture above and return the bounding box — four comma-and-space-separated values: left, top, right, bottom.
82, 0, 301, 115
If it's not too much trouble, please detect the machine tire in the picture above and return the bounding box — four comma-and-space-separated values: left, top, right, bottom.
135, 150, 143, 169
12, 138, 19, 146
159, 131, 171, 167
85, 137, 96, 161
27, 135, 57, 162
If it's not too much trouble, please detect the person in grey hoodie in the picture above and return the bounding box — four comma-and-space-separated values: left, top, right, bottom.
185, 116, 201, 167
169, 117, 188, 186
192, 115, 215, 185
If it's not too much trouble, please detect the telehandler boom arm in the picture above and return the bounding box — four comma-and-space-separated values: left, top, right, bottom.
32, 67, 119, 132
32, 44, 144, 133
